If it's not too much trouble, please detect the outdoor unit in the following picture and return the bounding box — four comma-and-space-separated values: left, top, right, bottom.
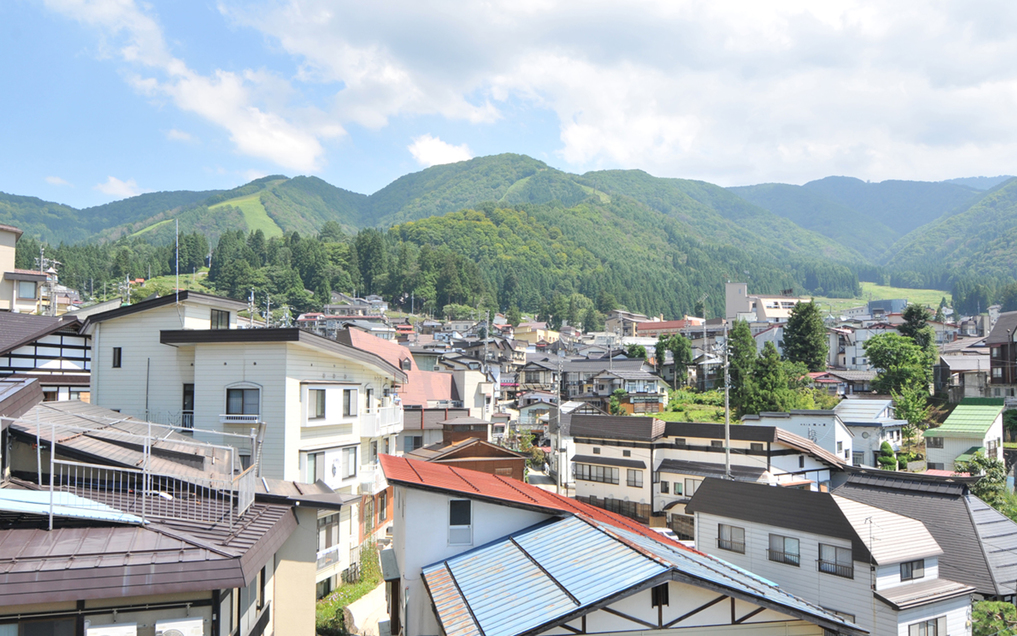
85, 624, 137, 636
154, 617, 205, 636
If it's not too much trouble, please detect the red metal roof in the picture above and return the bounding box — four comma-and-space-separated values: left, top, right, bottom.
380, 454, 690, 550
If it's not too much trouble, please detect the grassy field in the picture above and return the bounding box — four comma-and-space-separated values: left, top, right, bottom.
812, 282, 951, 314
137, 269, 210, 293
209, 192, 284, 238
129, 218, 173, 238
652, 407, 725, 423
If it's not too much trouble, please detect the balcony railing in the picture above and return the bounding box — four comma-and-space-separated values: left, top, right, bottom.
818, 560, 854, 579
717, 538, 745, 553
360, 405, 403, 438
317, 544, 343, 571
359, 462, 387, 496
220, 413, 260, 425
767, 549, 800, 566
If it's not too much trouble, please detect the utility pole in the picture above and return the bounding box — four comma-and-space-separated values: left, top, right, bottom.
249, 289, 255, 327
724, 320, 731, 480
266, 295, 272, 328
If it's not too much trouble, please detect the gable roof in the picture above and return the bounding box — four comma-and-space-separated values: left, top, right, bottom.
0, 313, 81, 356
834, 398, 893, 422
833, 468, 1017, 597
80, 290, 248, 330
687, 478, 942, 565
927, 402, 1003, 438
986, 311, 1017, 345
335, 326, 417, 372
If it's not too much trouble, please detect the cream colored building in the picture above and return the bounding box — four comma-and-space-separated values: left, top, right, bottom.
725, 282, 809, 323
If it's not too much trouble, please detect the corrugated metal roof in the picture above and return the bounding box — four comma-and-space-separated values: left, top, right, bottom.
874, 577, 973, 610
832, 495, 942, 564
834, 399, 893, 422
422, 514, 863, 636
0, 490, 143, 524
966, 495, 1017, 596
926, 404, 1002, 438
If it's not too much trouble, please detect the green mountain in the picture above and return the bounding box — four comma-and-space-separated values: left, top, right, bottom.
883, 177, 1017, 280
801, 176, 981, 236
728, 183, 897, 260
944, 176, 1015, 190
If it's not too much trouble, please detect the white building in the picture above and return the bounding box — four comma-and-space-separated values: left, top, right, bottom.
381, 454, 864, 636
923, 401, 1004, 472
835, 398, 906, 467
688, 478, 974, 636
743, 410, 854, 465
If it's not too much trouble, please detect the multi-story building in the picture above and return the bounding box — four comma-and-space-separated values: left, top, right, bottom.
834, 398, 905, 468
725, 282, 808, 323
742, 410, 854, 465
0, 312, 90, 401
987, 311, 1017, 399
923, 400, 1004, 472
688, 479, 974, 636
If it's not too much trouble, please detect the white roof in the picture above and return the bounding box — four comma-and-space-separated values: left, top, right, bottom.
835, 399, 892, 422
833, 495, 942, 564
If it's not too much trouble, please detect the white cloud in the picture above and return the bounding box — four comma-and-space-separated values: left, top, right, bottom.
45, 176, 72, 186
408, 135, 473, 167
45, 0, 329, 172
165, 129, 193, 142
94, 176, 145, 199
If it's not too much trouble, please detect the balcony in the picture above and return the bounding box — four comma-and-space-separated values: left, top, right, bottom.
767, 549, 800, 566
360, 405, 403, 438
818, 560, 854, 579
317, 544, 343, 571
359, 462, 388, 496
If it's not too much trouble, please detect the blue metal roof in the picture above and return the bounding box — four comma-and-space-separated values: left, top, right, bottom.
0, 490, 145, 524
422, 515, 862, 636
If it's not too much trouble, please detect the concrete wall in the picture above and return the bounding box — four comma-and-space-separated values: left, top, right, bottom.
273, 506, 317, 636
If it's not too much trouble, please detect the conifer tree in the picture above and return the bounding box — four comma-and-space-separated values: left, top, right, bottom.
782, 300, 827, 372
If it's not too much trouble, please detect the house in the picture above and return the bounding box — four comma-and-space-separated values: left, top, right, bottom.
687, 478, 974, 636
923, 400, 1004, 471
604, 309, 651, 337
399, 406, 470, 453
986, 311, 1017, 398
834, 398, 906, 467
517, 359, 560, 394
810, 369, 877, 396
742, 410, 854, 465
381, 454, 864, 636
547, 400, 606, 492
635, 316, 704, 338
518, 390, 557, 426
0, 312, 90, 401
725, 282, 808, 323
513, 321, 559, 344
406, 436, 526, 481
585, 369, 667, 414
561, 356, 649, 398
833, 467, 1017, 603
569, 415, 845, 537
0, 398, 342, 635
936, 354, 990, 402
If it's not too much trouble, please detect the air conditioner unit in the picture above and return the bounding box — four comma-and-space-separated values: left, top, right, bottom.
154, 617, 205, 636
85, 624, 137, 636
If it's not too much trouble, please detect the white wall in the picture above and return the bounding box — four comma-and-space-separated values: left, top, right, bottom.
573, 441, 652, 506
394, 486, 553, 636
746, 413, 852, 463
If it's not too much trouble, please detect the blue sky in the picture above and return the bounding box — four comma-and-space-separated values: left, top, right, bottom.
3, 1, 1017, 209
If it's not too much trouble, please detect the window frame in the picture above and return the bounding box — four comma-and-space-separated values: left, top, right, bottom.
226, 387, 260, 416
309, 388, 327, 420
574, 463, 619, 484
818, 544, 853, 578
211, 308, 230, 330
343, 388, 358, 417
17, 280, 36, 299
926, 437, 944, 449
908, 616, 946, 636
448, 499, 473, 546
112, 347, 122, 368
767, 533, 800, 566
342, 446, 358, 479
718, 524, 745, 553
626, 469, 643, 488
901, 559, 925, 581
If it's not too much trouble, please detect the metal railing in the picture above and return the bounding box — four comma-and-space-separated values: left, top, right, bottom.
717, 538, 745, 553
220, 413, 261, 425
317, 544, 343, 571
767, 549, 800, 566
360, 405, 403, 438
818, 560, 854, 578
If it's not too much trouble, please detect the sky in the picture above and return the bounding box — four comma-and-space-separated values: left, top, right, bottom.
2, 0, 1017, 209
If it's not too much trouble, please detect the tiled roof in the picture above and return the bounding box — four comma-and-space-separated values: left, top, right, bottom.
926, 403, 1003, 438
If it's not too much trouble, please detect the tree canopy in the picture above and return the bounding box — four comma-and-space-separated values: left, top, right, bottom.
782, 300, 827, 372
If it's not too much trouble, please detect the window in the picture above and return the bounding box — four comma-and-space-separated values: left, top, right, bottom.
650, 583, 669, 607
837, 441, 843, 453
575, 464, 619, 484
750, 443, 764, 452
718, 524, 745, 553
112, 347, 122, 368
901, 559, 925, 581
674, 438, 687, 449
819, 544, 853, 578
992, 347, 1000, 358
211, 309, 230, 329
182, 383, 194, 429
852, 451, 865, 466
371, 440, 379, 462
660, 480, 669, 494
364, 497, 375, 533
449, 499, 472, 545
711, 440, 723, 448
824, 609, 856, 624
306, 452, 324, 483
378, 491, 388, 521
592, 447, 601, 454
343, 389, 357, 417
908, 617, 946, 636
17, 280, 37, 299
342, 446, 357, 479
627, 469, 643, 488
993, 367, 1003, 379
15, 618, 74, 635
227, 388, 260, 415
926, 437, 944, 449
684, 478, 701, 496
404, 435, 423, 453
365, 388, 374, 413
768, 534, 800, 566
623, 450, 631, 457
798, 455, 805, 469
257, 566, 267, 610
309, 389, 326, 419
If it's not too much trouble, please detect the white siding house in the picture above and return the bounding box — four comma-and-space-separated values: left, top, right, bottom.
743, 410, 854, 465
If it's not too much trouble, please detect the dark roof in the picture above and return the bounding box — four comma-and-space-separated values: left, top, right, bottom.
832, 469, 1013, 597
0, 377, 42, 421
0, 313, 81, 355
656, 459, 765, 481
569, 415, 665, 441
664, 421, 777, 442
0, 224, 23, 237
160, 327, 408, 383
254, 478, 350, 510
987, 311, 1017, 345
0, 493, 296, 607
80, 291, 249, 330
572, 454, 647, 469
686, 478, 873, 563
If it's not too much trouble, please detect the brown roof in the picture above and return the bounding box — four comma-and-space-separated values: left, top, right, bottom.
987, 311, 1017, 345
401, 369, 453, 407
0, 224, 23, 237
569, 415, 666, 442
0, 312, 81, 356
407, 437, 525, 462
0, 377, 42, 421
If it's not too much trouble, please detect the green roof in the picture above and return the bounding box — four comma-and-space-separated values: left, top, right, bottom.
924, 404, 1003, 439
954, 447, 986, 464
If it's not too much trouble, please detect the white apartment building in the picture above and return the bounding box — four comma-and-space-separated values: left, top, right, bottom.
82, 291, 408, 596
688, 479, 974, 636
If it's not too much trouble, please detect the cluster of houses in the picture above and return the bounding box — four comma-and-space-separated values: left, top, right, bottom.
1, 219, 1016, 636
